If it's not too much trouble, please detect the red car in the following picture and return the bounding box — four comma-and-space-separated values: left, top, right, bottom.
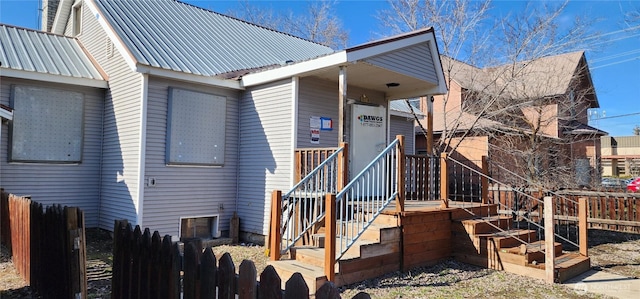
628, 177, 640, 192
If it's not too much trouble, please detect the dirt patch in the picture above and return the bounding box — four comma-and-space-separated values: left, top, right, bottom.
2, 228, 638, 298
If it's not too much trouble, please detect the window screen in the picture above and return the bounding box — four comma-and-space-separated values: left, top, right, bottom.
10, 85, 84, 163
167, 88, 226, 166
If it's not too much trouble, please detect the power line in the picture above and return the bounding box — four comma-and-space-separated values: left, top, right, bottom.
593, 112, 640, 120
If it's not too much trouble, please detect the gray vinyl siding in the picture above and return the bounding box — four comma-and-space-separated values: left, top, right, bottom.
297, 77, 387, 147
390, 115, 415, 155
0, 77, 104, 227
238, 79, 294, 235
365, 43, 438, 84
78, 3, 143, 230
297, 78, 339, 147
142, 77, 240, 237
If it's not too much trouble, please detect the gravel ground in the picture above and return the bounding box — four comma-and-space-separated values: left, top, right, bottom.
1, 228, 638, 298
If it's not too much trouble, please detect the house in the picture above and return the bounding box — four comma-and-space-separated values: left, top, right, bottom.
416, 52, 606, 188
601, 135, 640, 177
0, 0, 446, 242
0, 24, 108, 227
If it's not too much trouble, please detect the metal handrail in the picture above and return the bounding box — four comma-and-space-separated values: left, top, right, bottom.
334, 139, 400, 260
448, 156, 579, 248
280, 147, 344, 254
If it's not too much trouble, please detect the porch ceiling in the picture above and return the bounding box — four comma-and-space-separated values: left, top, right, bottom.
303, 62, 439, 100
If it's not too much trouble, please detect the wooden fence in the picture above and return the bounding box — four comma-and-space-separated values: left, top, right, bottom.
0, 191, 87, 298
112, 220, 370, 299
487, 186, 640, 233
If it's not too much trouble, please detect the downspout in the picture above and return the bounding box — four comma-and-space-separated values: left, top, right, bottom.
291, 76, 299, 185
235, 89, 241, 214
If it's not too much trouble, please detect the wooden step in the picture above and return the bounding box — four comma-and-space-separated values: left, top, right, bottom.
479, 229, 537, 249
450, 204, 498, 220
555, 253, 591, 282
267, 260, 327, 293
454, 215, 512, 235
501, 240, 562, 264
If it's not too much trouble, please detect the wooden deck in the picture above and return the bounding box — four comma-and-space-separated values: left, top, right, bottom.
270, 200, 591, 293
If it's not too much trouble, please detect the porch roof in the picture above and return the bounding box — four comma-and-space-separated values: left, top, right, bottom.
242, 28, 448, 99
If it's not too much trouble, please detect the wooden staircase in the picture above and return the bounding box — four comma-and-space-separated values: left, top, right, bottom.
268, 213, 402, 292
451, 210, 591, 283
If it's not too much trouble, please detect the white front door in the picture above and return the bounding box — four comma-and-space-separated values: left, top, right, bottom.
350, 104, 387, 179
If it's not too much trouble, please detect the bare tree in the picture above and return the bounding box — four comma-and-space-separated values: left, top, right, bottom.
225, 0, 348, 49
377, 0, 601, 188
634, 125, 640, 136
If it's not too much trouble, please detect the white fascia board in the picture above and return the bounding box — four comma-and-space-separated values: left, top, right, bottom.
386, 86, 444, 101
427, 38, 448, 95
1, 68, 108, 88
85, 0, 138, 71
0, 108, 13, 120
241, 51, 347, 87
51, 0, 73, 34
136, 65, 243, 90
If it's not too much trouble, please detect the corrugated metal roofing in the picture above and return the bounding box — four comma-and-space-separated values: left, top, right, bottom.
93, 0, 335, 77
0, 24, 104, 80
390, 100, 424, 116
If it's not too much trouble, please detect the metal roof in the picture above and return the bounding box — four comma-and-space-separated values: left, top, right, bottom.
390, 100, 424, 118
0, 24, 104, 81
93, 0, 335, 77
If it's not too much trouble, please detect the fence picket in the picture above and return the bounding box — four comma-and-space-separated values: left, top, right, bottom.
316, 281, 340, 299
140, 228, 152, 299
239, 260, 258, 299
200, 247, 217, 299
284, 273, 309, 299
184, 242, 201, 299
259, 265, 283, 299
218, 252, 236, 299
150, 231, 162, 298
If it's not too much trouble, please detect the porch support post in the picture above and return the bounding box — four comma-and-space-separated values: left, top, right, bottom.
544, 196, 555, 283
269, 190, 282, 261
440, 153, 449, 208
579, 197, 588, 257
396, 135, 405, 213
426, 96, 434, 155
337, 142, 349, 192
338, 66, 347, 143
481, 156, 489, 205
325, 193, 336, 282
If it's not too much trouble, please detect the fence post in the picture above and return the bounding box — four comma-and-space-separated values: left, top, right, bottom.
396, 135, 405, 213
338, 142, 348, 192
544, 196, 555, 283
270, 190, 282, 261
325, 193, 336, 282
440, 153, 449, 208
579, 197, 588, 257
481, 156, 489, 205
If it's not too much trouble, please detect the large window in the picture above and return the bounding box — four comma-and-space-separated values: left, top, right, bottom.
166, 88, 226, 166
10, 85, 84, 163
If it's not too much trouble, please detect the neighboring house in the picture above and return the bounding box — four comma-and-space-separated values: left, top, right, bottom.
601, 136, 640, 177
415, 52, 605, 187
0, 0, 446, 242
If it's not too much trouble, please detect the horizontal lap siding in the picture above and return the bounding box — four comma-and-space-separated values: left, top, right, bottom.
297, 78, 340, 147
239, 80, 293, 235
78, 3, 143, 230
365, 43, 438, 84
142, 77, 240, 237
0, 78, 104, 227
390, 115, 415, 155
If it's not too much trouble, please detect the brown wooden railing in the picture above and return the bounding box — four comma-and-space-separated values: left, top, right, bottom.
0, 191, 87, 299
295, 147, 343, 183
112, 220, 370, 299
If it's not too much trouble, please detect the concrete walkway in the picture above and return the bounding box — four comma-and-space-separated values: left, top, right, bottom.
563, 270, 639, 298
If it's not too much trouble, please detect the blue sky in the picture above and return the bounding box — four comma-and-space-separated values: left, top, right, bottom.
1, 0, 639, 136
